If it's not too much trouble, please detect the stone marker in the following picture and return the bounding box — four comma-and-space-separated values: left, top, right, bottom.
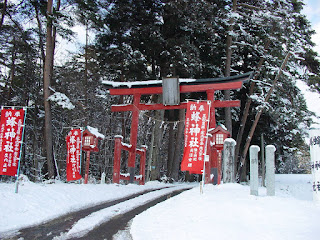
250, 145, 260, 196
223, 138, 236, 183
266, 145, 276, 196
101, 172, 106, 184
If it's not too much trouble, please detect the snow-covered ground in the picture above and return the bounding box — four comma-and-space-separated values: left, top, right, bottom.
131, 174, 319, 240
0, 174, 319, 240
0, 179, 186, 237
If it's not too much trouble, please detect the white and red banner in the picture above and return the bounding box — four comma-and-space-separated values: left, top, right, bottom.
181, 101, 210, 174
0, 108, 25, 176
66, 129, 82, 181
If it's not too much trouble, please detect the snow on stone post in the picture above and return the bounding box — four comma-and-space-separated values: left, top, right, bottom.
250, 145, 260, 196
266, 145, 276, 196
222, 138, 236, 183
309, 129, 320, 204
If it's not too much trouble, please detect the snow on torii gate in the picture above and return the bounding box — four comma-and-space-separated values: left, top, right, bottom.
104, 72, 252, 184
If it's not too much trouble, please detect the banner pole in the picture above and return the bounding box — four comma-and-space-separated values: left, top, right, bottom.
15, 107, 28, 193
201, 100, 211, 194
79, 127, 83, 174
79, 128, 83, 184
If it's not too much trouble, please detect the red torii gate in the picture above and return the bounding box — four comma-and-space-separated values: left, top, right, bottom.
105, 72, 252, 184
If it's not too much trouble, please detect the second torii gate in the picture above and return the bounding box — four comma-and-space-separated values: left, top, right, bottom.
104, 72, 252, 184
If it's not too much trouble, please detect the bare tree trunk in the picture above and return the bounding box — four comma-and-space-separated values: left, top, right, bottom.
167, 110, 175, 178
119, 75, 126, 140
171, 109, 185, 181
34, 3, 46, 65
236, 52, 292, 181
150, 109, 164, 180
224, 0, 237, 135
0, 0, 7, 31
7, 37, 16, 102
43, 0, 55, 179
50, 0, 60, 85
84, 22, 89, 126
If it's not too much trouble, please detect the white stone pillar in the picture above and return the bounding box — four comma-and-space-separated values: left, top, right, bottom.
250, 145, 260, 196
266, 145, 276, 196
309, 129, 320, 204
101, 172, 106, 184
223, 138, 236, 183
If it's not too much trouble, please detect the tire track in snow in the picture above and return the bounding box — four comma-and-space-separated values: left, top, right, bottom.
56, 186, 192, 240
2, 186, 174, 240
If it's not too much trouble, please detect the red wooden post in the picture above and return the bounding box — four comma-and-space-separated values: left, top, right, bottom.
207, 90, 216, 130
128, 93, 141, 183
113, 136, 122, 184
139, 146, 147, 185
84, 151, 91, 184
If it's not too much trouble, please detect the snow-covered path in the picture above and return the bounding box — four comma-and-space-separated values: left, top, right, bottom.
0, 180, 190, 238
56, 186, 191, 239
0, 175, 319, 240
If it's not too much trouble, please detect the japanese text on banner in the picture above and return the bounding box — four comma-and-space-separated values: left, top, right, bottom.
0, 109, 25, 176
181, 101, 210, 174
309, 130, 320, 204
66, 129, 82, 181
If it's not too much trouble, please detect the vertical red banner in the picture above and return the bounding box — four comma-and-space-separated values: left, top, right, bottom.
181, 101, 210, 174
0, 109, 25, 176
66, 129, 82, 181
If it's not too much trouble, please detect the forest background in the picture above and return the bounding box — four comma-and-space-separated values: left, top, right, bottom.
1, 0, 320, 183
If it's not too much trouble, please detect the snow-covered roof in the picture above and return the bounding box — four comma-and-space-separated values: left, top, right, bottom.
101, 72, 253, 89
101, 78, 196, 88
86, 126, 105, 139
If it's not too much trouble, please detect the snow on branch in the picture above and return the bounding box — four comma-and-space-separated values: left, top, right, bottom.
250, 94, 272, 111
47, 92, 75, 110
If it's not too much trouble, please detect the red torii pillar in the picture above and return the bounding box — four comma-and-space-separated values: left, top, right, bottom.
108, 75, 250, 184
127, 94, 141, 182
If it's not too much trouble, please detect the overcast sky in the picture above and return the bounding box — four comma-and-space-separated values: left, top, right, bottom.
299, 0, 320, 127
302, 0, 320, 54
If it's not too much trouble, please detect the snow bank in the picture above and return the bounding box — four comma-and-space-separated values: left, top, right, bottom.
131, 174, 320, 240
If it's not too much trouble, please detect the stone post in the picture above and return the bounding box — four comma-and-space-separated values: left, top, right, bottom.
266, 145, 276, 196
309, 129, 320, 204
101, 172, 106, 184
223, 138, 236, 183
250, 145, 260, 196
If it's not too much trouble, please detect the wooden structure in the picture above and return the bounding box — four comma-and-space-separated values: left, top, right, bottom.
82, 129, 100, 152
104, 72, 252, 184
209, 125, 231, 184
82, 127, 103, 184
113, 136, 147, 185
